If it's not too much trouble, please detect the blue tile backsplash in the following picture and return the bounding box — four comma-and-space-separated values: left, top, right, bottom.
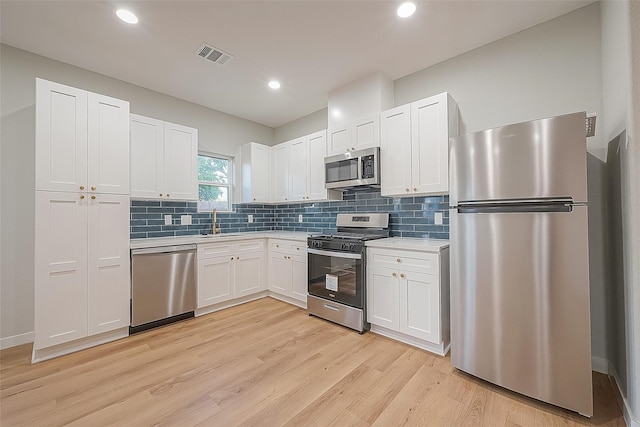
130, 188, 449, 240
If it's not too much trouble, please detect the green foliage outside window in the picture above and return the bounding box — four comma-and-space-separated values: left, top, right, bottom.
198, 154, 230, 211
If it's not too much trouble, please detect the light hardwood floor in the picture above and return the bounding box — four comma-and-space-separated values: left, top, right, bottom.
1, 297, 625, 426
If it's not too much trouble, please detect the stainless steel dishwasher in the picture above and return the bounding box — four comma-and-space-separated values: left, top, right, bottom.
130, 244, 197, 333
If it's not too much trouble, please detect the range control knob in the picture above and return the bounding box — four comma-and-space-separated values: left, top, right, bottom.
313, 240, 323, 248
341, 243, 356, 251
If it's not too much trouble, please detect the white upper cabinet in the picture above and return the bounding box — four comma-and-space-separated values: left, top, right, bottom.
36, 79, 129, 194
270, 130, 341, 203
326, 114, 380, 156
380, 92, 457, 197
130, 114, 198, 200
163, 121, 198, 200
289, 137, 309, 201
307, 131, 331, 201
239, 142, 271, 203
271, 143, 290, 202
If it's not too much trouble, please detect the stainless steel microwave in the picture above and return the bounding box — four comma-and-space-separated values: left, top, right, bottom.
324, 147, 380, 189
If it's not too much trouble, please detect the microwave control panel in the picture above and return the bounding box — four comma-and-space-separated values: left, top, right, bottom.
361, 155, 375, 179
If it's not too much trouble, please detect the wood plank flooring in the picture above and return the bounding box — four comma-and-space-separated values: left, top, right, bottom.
0, 297, 625, 426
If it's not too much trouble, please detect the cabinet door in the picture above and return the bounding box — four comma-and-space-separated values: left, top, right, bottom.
164, 122, 198, 200
411, 94, 449, 194
87, 93, 130, 195
353, 114, 380, 150
87, 194, 130, 335
130, 114, 164, 198
326, 126, 351, 156
235, 251, 266, 297
35, 79, 88, 192
366, 265, 399, 330
198, 256, 234, 307
290, 253, 308, 303
241, 143, 271, 203
380, 105, 412, 197
268, 253, 291, 295
289, 138, 308, 201
399, 271, 441, 343
307, 131, 328, 201
34, 191, 88, 350
271, 143, 290, 202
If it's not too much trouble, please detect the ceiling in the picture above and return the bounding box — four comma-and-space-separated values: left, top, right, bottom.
0, 0, 593, 128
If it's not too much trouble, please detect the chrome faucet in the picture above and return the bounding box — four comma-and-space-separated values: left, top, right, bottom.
212, 208, 221, 235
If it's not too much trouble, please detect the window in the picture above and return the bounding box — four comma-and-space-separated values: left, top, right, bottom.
198, 153, 232, 212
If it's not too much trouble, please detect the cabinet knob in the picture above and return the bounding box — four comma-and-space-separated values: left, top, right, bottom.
296, 247, 299, 250
396, 258, 401, 263
400, 273, 405, 278
231, 257, 234, 260
253, 198, 256, 201
405, 188, 410, 192
159, 193, 163, 197
79, 185, 85, 190
392, 272, 397, 277
413, 188, 417, 192
166, 194, 170, 197
351, 147, 355, 151
79, 195, 85, 200
91, 186, 96, 191
91, 195, 96, 200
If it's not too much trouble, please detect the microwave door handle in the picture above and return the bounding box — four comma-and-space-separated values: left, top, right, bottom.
307, 248, 362, 260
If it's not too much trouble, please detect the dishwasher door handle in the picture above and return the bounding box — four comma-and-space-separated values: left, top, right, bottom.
131, 244, 197, 255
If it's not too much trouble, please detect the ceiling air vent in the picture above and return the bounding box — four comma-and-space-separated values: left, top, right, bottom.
195, 43, 234, 66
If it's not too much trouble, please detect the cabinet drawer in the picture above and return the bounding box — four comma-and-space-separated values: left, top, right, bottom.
198, 242, 233, 259
270, 239, 307, 254
236, 239, 265, 254
367, 248, 439, 275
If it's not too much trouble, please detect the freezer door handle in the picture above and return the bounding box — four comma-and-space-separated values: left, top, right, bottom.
458, 203, 573, 214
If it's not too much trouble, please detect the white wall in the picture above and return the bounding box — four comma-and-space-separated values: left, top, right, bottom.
601, 1, 640, 426
394, 3, 604, 155
0, 44, 274, 346
273, 108, 328, 144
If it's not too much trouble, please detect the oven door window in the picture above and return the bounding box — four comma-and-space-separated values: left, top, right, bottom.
325, 158, 358, 184
308, 251, 362, 308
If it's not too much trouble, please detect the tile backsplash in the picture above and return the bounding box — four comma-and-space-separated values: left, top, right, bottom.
130, 188, 449, 240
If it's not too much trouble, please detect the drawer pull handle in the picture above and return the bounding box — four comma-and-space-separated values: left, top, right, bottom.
324, 304, 340, 312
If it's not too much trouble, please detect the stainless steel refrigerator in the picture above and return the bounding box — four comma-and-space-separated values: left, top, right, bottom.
449, 112, 592, 416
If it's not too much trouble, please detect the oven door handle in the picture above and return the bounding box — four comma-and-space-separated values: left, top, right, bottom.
307, 248, 362, 260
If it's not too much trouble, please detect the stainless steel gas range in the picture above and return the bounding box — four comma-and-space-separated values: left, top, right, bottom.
307, 213, 389, 333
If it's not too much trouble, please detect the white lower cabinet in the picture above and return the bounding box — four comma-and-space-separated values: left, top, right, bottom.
268, 239, 308, 306
33, 191, 130, 361
197, 239, 266, 308
366, 245, 450, 355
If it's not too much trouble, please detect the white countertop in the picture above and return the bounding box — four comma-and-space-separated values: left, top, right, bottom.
130, 231, 311, 250
365, 237, 449, 252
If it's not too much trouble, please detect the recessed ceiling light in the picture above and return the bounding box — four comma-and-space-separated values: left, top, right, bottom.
268, 80, 281, 90
397, 2, 416, 18
116, 9, 139, 24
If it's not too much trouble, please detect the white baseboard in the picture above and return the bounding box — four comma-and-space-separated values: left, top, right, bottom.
608, 360, 640, 427
0, 331, 34, 350
592, 356, 609, 374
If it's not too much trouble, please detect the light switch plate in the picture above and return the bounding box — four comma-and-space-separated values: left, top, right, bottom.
248, 214, 253, 223
164, 215, 172, 225
434, 212, 443, 225
180, 215, 192, 225
298, 214, 303, 223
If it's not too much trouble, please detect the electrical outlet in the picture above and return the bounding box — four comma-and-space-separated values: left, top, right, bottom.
164, 215, 172, 225
434, 212, 443, 225
298, 214, 303, 223
248, 214, 253, 223
180, 214, 192, 225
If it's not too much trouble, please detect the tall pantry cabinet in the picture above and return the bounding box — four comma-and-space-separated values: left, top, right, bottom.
33, 79, 131, 362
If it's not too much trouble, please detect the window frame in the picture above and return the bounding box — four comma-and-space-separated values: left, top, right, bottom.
197, 151, 233, 213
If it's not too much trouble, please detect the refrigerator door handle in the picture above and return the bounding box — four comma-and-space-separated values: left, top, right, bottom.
457, 202, 573, 214
458, 197, 573, 206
